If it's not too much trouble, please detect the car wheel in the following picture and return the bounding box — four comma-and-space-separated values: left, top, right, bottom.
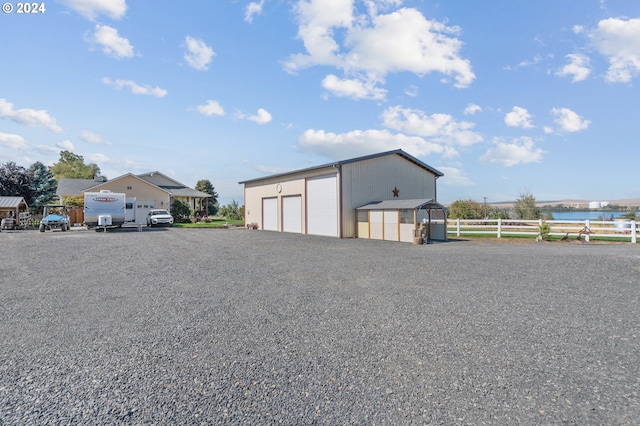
39, 224, 45, 232
61, 223, 67, 232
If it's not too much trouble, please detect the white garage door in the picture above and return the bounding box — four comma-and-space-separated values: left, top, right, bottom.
263, 197, 278, 231
282, 195, 302, 233
307, 175, 338, 237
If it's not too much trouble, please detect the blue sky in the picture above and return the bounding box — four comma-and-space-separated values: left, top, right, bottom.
1, 0, 639, 205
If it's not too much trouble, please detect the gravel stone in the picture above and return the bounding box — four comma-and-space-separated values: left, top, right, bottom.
1, 227, 639, 424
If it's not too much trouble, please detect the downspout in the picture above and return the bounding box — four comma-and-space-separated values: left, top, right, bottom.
336, 164, 343, 238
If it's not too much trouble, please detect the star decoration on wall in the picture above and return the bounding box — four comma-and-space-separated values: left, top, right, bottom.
392, 186, 400, 197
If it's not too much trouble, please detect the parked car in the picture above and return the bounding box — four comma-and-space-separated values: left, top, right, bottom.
146, 209, 174, 227
40, 205, 71, 232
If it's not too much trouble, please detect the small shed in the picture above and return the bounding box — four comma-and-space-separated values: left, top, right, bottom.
356, 198, 447, 243
0, 196, 30, 229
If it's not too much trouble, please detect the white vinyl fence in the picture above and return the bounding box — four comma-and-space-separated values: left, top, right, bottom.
445, 219, 638, 243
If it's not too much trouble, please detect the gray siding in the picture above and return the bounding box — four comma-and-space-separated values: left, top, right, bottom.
340, 154, 437, 238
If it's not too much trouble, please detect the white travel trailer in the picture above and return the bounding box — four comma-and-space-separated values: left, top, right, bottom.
84, 190, 136, 229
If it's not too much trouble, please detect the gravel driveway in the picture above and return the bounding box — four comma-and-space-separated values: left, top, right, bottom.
1, 228, 639, 424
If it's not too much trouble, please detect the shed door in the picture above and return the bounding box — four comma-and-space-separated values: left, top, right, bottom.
306, 175, 338, 237
263, 197, 278, 231
282, 195, 302, 233
369, 210, 383, 240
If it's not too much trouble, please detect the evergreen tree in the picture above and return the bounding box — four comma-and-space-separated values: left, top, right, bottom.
28, 161, 57, 212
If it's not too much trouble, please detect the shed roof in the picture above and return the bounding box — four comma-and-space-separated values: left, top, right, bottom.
0, 196, 29, 209
357, 198, 446, 210
239, 149, 444, 184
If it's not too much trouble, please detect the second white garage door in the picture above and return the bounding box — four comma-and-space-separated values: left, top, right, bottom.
306, 175, 338, 237
282, 195, 302, 233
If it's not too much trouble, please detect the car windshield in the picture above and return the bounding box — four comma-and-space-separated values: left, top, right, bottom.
153, 210, 169, 215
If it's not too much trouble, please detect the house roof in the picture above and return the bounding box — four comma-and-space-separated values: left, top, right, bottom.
56, 173, 211, 198
56, 178, 100, 195
0, 196, 29, 210
357, 198, 446, 210
238, 149, 444, 184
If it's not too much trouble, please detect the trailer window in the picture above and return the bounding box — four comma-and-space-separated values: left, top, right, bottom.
126, 202, 134, 209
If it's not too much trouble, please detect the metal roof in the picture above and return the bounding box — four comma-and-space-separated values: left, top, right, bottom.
239, 149, 444, 184
0, 196, 29, 209
357, 198, 446, 210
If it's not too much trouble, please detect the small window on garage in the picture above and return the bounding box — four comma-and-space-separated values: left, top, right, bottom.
357, 210, 368, 222
400, 210, 414, 224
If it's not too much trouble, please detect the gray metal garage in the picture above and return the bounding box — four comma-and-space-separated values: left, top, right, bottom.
240, 149, 444, 240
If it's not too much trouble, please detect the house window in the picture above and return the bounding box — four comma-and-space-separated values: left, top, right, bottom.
127, 186, 132, 190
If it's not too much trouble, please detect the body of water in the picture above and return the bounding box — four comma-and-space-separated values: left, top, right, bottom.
547, 211, 627, 221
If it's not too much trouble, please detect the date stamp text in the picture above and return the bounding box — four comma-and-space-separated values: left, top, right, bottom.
2, 2, 46, 14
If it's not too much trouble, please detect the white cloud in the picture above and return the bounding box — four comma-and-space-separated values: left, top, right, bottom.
196, 100, 225, 117
79, 130, 110, 145
245, 0, 265, 23
184, 36, 215, 71
464, 103, 482, 115
381, 105, 483, 147
0, 98, 63, 133
556, 53, 591, 82
298, 128, 445, 160
504, 106, 534, 129
59, 0, 127, 20
285, 3, 474, 97
322, 74, 387, 100
254, 164, 295, 175
89, 24, 134, 59
551, 107, 590, 132
404, 85, 418, 97
58, 140, 75, 151
102, 78, 168, 98
589, 17, 640, 83
248, 108, 273, 124
437, 166, 474, 186
0, 132, 27, 150
480, 137, 545, 167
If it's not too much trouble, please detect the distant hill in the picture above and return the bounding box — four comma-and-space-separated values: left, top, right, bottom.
488, 198, 640, 208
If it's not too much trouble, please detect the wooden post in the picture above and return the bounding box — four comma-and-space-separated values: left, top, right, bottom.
497, 218, 502, 238
456, 218, 461, 237
632, 220, 637, 244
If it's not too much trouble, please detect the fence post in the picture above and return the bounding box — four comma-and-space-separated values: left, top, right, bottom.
632, 220, 637, 244
456, 218, 461, 237
585, 220, 590, 242
538, 219, 543, 240
497, 218, 502, 238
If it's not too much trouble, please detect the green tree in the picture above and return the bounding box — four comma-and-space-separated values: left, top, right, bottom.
0, 161, 36, 205
194, 179, 219, 215
487, 208, 511, 220
620, 207, 638, 220
171, 199, 191, 221
49, 150, 101, 180
28, 161, 57, 212
513, 191, 541, 220
447, 199, 483, 219
219, 200, 243, 220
